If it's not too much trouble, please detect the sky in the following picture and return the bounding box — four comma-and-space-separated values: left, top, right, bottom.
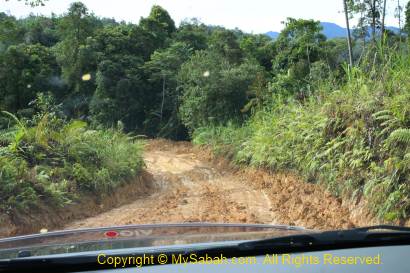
1, 0, 401, 34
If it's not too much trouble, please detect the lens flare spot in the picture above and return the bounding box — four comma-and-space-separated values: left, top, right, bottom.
40, 228, 48, 234
82, 73, 92, 81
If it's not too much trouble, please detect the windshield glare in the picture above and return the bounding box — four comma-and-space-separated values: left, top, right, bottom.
0, 224, 310, 258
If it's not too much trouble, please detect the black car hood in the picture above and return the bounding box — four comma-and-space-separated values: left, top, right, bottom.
0, 223, 311, 259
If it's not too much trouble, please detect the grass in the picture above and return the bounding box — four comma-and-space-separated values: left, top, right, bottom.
193, 50, 410, 222
0, 110, 144, 214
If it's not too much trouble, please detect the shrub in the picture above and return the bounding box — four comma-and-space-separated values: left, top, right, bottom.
0, 110, 144, 214
193, 51, 410, 222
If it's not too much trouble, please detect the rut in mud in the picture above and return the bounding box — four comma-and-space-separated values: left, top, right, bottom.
65, 140, 375, 231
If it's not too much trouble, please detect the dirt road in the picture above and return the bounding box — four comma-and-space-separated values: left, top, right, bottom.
65, 140, 374, 231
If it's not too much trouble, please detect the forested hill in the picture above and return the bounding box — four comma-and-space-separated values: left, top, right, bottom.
1, 2, 351, 140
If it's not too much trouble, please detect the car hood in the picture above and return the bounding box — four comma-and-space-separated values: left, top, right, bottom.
0, 223, 312, 259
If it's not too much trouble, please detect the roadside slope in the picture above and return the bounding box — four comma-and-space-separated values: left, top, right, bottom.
66, 139, 372, 230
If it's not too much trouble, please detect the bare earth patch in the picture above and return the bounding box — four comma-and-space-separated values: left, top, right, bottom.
65, 139, 376, 231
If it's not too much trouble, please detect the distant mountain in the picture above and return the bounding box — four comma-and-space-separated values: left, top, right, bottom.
265, 22, 401, 40
386, 26, 400, 34
265, 31, 279, 39
320, 22, 346, 39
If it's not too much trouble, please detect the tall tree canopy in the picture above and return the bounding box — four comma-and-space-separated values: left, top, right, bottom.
405, 0, 410, 36
273, 18, 326, 75
0, 44, 58, 114
178, 50, 263, 130
143, 42, 192, 138
1, 1, 407, 140
139, 5, 176, 50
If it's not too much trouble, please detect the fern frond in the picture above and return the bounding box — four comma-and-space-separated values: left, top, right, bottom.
372, 110, 392, 119
386, 129, 410, 147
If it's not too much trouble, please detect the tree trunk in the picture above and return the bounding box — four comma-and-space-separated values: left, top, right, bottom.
361, 2, 366, 48
358, 1, 366, 50
160, 74, 165, 122
381, 0, 387, 42
343, 0, 354, 68
397, 0, 402, 43
371, 0, 377, 43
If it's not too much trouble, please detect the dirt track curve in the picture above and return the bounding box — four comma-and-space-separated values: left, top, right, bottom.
65, 140, 375, 231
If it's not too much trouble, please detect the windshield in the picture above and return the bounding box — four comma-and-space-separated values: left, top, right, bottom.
0, 224, 310, 258
0, 0, 409, 262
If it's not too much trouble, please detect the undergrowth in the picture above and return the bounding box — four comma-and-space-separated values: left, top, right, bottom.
0, 102, 144, 215
193, 50, 410, 222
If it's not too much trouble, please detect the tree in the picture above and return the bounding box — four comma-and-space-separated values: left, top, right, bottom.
369, 0, 382, 42
394, 0, 404, 42
53, 2, 101, 118
239, 34, 275, 70
174, 19, 210, 51
405, 0, 410, 37
343, 0, 354, 68
143, 42, 192, 138
89, 25, 147, 131
352, 0, 370, 47
270, 18, 333, 98
90, 57, 146, 131
178, 50, 263, 130
139, 5, 176, 50
351, 0, 383, 43
208, 28, 243, 64
0, 44, 58, 114
273, 18, 326, 75
381, 0, 387, 39
0, 13, 25, 50
54, 2, 98, 93
21, 15, 59, 47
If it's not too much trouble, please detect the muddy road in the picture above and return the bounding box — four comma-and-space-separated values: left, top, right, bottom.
65, 140, 374, 231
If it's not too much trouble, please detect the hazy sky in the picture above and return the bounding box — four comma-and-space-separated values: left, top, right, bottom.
1, 0, 400, 33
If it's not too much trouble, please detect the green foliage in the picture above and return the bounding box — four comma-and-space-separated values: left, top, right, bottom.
21, 15, 59, 47
0, 12, 25, 48
144, 5, 176, 35
86, 23, 154, 131
143, 42, 192, 138
2, 1, 410, 225
139, 5, 176, 49
208, 28, 243, 64
90, 55, 146, 131
0, 3, 352, 140
269, 18, 345, 97
54, 2, 100, 98
194, 50, 410, 222
0, 96, 144, 214
174, 19, 209, 51
273, 18, 326, 73
178, 50, 264, 131
239, 34, 275, 70
406, 0, 410, 37
350, 0, 384, 41
0, 44, 59, 116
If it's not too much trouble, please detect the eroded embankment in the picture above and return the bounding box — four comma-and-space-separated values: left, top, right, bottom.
0, 171, 154, 238
65, 139, 377, 231
2, 139, 379, 238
